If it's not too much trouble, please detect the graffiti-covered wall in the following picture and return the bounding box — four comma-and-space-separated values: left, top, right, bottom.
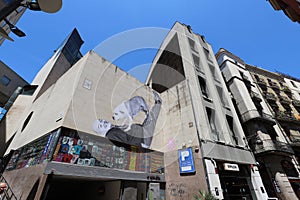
6, 127, 164, 174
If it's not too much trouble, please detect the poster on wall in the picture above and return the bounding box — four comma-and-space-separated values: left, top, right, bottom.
92, 91, 162, 149
178, 147, 195, 174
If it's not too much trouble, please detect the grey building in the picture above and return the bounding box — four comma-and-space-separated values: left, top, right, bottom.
146, 22, 268, 200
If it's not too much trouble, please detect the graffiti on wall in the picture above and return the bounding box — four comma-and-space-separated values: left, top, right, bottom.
167, 183, 187, 198
5, 127, 164, 174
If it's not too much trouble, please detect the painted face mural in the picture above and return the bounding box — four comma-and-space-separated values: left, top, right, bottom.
92, 119, 112, 137
92, 91, 162, 148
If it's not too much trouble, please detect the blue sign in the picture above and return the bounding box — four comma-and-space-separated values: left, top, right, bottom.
178, 147, 195, 173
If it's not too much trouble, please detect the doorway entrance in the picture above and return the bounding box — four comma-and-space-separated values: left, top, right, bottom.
218, 163, 253, 200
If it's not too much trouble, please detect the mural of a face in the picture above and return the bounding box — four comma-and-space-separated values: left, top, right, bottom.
112, 96, 149, 131
93, 119, 112, 137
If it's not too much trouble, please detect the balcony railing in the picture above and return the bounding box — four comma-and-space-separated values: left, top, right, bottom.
275, 110, 297, 122
282, 86, 292, 95
269, 81, 280, 92
293, 99, 300, 108
264, 92, 277, 102
256, 78, 267, 90
254, 139, 294, 155
279, 96, 291, 105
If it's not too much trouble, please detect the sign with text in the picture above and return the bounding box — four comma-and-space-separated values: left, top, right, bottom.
178, 147, 195, 174
223, 163, 239, 171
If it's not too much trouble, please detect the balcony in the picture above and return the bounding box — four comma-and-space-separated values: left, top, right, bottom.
256, 78, 267, 90
275, 110, 297, 122
269, 81, 280, 92
279, 96, 291, 105
254, 139, 294, 155
264, 92, 277, 103
282, 86, 292, 97
293, 99, 300, 108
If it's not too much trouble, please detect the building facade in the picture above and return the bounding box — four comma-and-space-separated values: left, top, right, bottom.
146, 22, 268, 200
1, 28, 165, 200
217, 48, 300, 200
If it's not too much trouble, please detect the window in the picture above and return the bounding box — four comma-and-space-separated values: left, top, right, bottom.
217, 86, 228, 108
203, 48, 212, 62
198, 76, 209, 99
226, 115, 238, 145
188, 38, 198, 52
291, 81, 297, 88
21, 85, 38, 96
209, 64, 218, 80
21, 112, 33, 132
254, 75, 260, 81
192, 54, 201, 71
206, 107, 219, 141
266, 126, 278, 140
0, 75, 11, 86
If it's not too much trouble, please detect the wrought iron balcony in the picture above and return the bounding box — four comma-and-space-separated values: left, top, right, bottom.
282, 86, 292, 96
254, 139, 294, 155
292, 99, 300, 108
279, 96, 291, 105
269, 81, 280, 92
275, 110, 297, 122
264, 92, 277, 102
256, 78, 267, 90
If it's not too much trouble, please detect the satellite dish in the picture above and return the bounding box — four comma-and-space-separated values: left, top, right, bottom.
0, 27, 13, 41
37, 0, 62, 13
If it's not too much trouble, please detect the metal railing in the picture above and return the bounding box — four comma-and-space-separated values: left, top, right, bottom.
254, 139, 294, 155
0, 175, 18, 200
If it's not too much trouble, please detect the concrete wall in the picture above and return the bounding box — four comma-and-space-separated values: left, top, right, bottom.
64, 51, 156, 137
2, 163, 47, 200
164, 148, 207, 200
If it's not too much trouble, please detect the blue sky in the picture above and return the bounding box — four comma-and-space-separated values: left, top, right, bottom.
0, 0, 299, 83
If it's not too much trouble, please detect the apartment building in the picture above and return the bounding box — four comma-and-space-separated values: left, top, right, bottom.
146, 22, 268, 200
216, 48, 300, 200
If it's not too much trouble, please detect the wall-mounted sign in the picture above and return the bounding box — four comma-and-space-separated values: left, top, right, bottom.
223, 163, 239, 171
178, 147, 195, 174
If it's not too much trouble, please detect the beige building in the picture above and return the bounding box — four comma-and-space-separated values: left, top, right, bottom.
1, 28, 165, 200
217, 48, 300, 200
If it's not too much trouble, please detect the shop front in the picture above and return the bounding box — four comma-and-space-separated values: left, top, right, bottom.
217, 162, 254, 200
